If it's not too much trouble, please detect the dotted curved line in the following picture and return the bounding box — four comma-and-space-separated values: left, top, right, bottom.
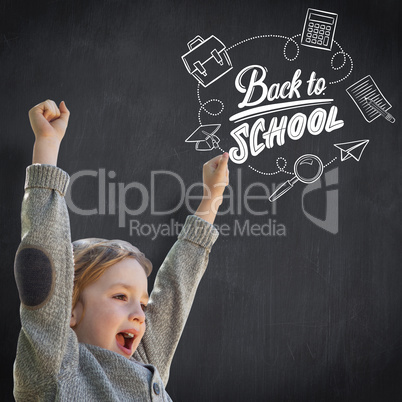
330, 51, 346, 70
276, 156, 287, 170
248, 165, 295, 176
334, 39, 344, 53
329, 40, 353, 85
227, 34, 300, 62
197, 84, 202, 106
329, 53, 353, 84
248, 155, 338, 176
197, 108, 202, 125
248, 157, 294, 176
290, 34, 302, 39
331, 39, 346, 69
284, 34, 301, 61
201, 99, 224, 116
323, 156, 338, 168
197, 99, 224, 125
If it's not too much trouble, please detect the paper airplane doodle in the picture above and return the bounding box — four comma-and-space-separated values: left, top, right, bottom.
186, 124, 221, 151
301, 8, 338, 51
334, 140, 369, 162
181, 35, 233, 87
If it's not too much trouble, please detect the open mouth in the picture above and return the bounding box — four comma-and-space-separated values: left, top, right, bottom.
116, 332, 135, 355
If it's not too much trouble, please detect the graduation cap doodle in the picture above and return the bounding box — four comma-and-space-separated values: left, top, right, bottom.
185, 124, 221, 151
334, 139, 369, 162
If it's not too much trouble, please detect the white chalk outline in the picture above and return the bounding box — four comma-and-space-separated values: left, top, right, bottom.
346, 75, 392, 123
301, 8, 338, 51
185, 124, 221, 152
268, 154, 324, 202
181, 35, 233, 88
334, 140, 369, 162
328, 42, 354, 85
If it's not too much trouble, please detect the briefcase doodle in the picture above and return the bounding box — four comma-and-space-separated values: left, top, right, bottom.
181, 35, 233, 87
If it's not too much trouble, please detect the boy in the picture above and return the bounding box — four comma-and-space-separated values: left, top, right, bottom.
13, 99, 229, 401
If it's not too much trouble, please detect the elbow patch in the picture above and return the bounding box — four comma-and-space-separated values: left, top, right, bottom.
14, 247, 55, 308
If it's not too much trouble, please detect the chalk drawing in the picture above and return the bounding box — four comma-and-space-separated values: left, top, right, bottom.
181, 35, 233, 88
301, 8, 338, 51
185, 124, 221, 151
269, 154, 324, 202
334, 140, 369, 162
346, 75, 393, 123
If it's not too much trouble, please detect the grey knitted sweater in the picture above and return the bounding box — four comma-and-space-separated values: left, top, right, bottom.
13, 164, 219, 401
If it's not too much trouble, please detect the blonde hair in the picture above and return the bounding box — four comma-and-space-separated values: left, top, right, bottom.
71, 238, 152, 328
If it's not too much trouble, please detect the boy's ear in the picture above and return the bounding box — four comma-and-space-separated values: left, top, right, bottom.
70, 314, 76, 328
70, 301, 83, 328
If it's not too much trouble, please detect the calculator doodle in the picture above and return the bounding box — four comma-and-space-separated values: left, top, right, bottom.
301, 8, 338, 51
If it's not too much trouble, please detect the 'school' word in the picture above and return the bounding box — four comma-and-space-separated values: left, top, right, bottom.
229, 106, 344, 164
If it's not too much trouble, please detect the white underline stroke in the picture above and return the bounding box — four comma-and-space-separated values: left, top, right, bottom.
229, 99, 334, 123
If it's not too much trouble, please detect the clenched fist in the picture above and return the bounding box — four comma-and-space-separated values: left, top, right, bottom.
29, 99, 70, 143
202, 153, 229, 206
29, 99, 70, 166
195, 152, 230, 224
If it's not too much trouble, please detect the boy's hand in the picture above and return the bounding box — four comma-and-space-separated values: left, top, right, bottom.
29, 99, 70, 143
30, 99, 70, 166
202, 152, 229, 205
195, 152, 229, 225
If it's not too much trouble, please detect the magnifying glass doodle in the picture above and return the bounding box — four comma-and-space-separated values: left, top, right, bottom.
269, 154, 324, 202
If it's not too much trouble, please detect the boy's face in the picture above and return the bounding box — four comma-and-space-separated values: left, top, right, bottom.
71, 258, 149, 359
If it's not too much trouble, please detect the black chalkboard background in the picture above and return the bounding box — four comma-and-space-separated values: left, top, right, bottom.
1, 0, 401, 400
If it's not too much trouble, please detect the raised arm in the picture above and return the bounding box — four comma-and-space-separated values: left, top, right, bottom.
13, 100, 75, 398
134, 153, 229, 386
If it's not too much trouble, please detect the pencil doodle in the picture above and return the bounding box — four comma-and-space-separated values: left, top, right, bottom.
346, 75, 394, 123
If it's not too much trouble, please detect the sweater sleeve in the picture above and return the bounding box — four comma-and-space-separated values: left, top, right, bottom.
13, 164, 75, 394
133, 215, 219, 386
